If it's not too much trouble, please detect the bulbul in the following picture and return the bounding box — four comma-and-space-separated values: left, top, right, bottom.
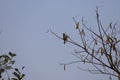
63, 33, 68, 44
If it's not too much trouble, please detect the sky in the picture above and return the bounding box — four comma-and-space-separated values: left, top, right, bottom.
0, 0, 120, 80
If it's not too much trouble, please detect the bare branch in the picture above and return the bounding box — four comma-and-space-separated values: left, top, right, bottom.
51, 7, 120, 80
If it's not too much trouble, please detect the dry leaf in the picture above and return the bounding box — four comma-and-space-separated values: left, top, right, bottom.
92, 49, 94, 59
109, 22, 112, 29
101, 47, 105, 55
112, 45, 116, 51
76, 22, 80, 29
109, 76, 112, 80
81, 28, 85, 36
106, 36, 110, 43
64, 64, 66, 71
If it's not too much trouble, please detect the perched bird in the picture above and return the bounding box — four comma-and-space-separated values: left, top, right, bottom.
63, 33, 68, 44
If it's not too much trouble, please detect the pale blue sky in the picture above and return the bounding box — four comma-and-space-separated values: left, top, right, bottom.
0, 0, 120, 80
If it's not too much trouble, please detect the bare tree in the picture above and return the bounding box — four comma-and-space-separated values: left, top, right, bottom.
50, 7, 120, 80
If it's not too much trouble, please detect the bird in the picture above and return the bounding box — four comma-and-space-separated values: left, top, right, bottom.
63, 33, 68, 44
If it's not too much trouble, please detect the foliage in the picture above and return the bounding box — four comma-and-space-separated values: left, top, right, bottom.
51, 7, 120, 80
0, 52, 25, 80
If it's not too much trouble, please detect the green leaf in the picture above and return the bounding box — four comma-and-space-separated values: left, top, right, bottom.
0, 69, 5, 73
10, 60, 16, 64
4, 55, 11, 63
0, 74, 1, 78
14, 68, 20, 74
9, 52, 16, 57
4, 57, 9, 63
6, 66, 13, 70
11, 78, 18, 80
13, 72, 20, 79
0, 55, 2, 58
15, 68, 19, 72
21, 74, 25, 79
22, 66, 25, 70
